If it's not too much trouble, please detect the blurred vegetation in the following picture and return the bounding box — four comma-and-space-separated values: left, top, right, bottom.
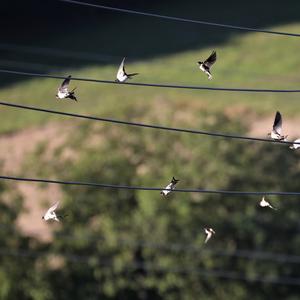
1, 0, 300, 299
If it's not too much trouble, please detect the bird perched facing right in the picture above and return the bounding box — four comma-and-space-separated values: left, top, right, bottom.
115, 57, 139, 83
160, 177, 179, 196
56, 75, 77, 101
268, 111, 288, 141
197, 51, 217, 80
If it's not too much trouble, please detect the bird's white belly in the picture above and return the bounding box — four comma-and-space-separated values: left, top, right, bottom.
271, 131, 280, 139
117, 74, 128, 82
57, 91, 67, 99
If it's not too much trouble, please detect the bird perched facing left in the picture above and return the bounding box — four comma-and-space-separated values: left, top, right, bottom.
268, 111, 288, 141
56, 75, 77, 101
42, 201, 65, 222
115, 57, 139, 83
160, 177, 179, 196
197, 51, 217, 80
204, 228, 215, 244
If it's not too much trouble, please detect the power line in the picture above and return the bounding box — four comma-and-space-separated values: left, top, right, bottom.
1, 68, 300, 93
57, 0, 300, 38
1, 174, 300, 196
1, 247, 300, 286
0, 100, 298, 146
3, 225, 300, 264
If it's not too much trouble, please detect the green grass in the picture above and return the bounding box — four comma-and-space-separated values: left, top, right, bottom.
1, 22, 300, 133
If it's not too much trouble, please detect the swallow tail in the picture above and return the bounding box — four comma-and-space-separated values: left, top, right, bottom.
127, 73, 139, 78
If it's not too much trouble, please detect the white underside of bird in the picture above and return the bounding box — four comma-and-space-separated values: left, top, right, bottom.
270, 130, 286, 141
116, 73, 128, 82
42, 201, 60, 222
161, 183, 175, 196
57, 90, 69, 99
204, 228, 215, 244
44, 211, 60, 222
259, 197, 276, 210
199, 65, 212, 80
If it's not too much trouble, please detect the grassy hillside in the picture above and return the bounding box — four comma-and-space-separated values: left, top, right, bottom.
0, 23, 300, 133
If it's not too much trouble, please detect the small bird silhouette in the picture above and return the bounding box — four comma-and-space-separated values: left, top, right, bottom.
160, 177, 179, 196
204, 228, 215, 244
289, 138, 300, 150
259, 196, 277, 210
197, 51, 217, 80
115, 57, 139, 82
56, 75, 77, 101
42, 201, 67, 222
268, 111, 287, 141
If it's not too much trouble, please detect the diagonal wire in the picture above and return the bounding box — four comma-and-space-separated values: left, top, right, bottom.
1, 68, 300, 93
57, 0, 300, 38
0, 100, 298, 145
1, 174, 300, 196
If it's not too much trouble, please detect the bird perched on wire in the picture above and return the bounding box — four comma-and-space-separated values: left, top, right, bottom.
204, 228, 215, 244
42, 201, 66, 222
160, 177, 179, 196
115, 57, 139, 83
197, 51, 217, 80
289, 138, 300, 150
268, 111, 288, 141
259, 196, 277, 210
56, 75, 77, 101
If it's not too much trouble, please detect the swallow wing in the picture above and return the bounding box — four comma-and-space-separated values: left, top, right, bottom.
58, 76, 71, 93
117, 57, 126, 80
273, 111, 282, 135
48, 201, 59, 213
204, 51, 217, 68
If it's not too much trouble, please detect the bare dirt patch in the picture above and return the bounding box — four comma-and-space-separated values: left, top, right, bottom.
0, 122, 73, 240
249, 115, 300, 139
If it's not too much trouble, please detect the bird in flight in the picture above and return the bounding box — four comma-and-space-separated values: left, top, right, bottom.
268, 111, 288, 141
42, 201, 66, 222
56, 75, 77, 101
204, 228, 215, 244
197, 51, 217, 80
289, 138, 300, 150
115, 57, 139, 83
259, 196, 277, 210
160, 177, 179, 196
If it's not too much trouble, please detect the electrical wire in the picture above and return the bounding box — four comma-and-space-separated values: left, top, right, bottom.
57, 0, 300, 38
1, 174, 300, 196
1, 247, 300, 286
0, 100, 298, 146
1, 224, 299, 264
1, 68, 300, 93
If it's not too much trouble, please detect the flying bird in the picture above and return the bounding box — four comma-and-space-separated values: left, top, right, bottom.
42, 201, 66, 222
289, 138, 300, 150
115, 57, 139, 83
197, 51, 217, 80
268, 111, 288, 141
160, 177, 179, 196
204, 228, 215, 244
56, 75, 77, 101
259, 196, 277, 210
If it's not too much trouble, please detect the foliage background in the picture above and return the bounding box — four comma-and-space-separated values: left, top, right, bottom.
1, 0, 300, 299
